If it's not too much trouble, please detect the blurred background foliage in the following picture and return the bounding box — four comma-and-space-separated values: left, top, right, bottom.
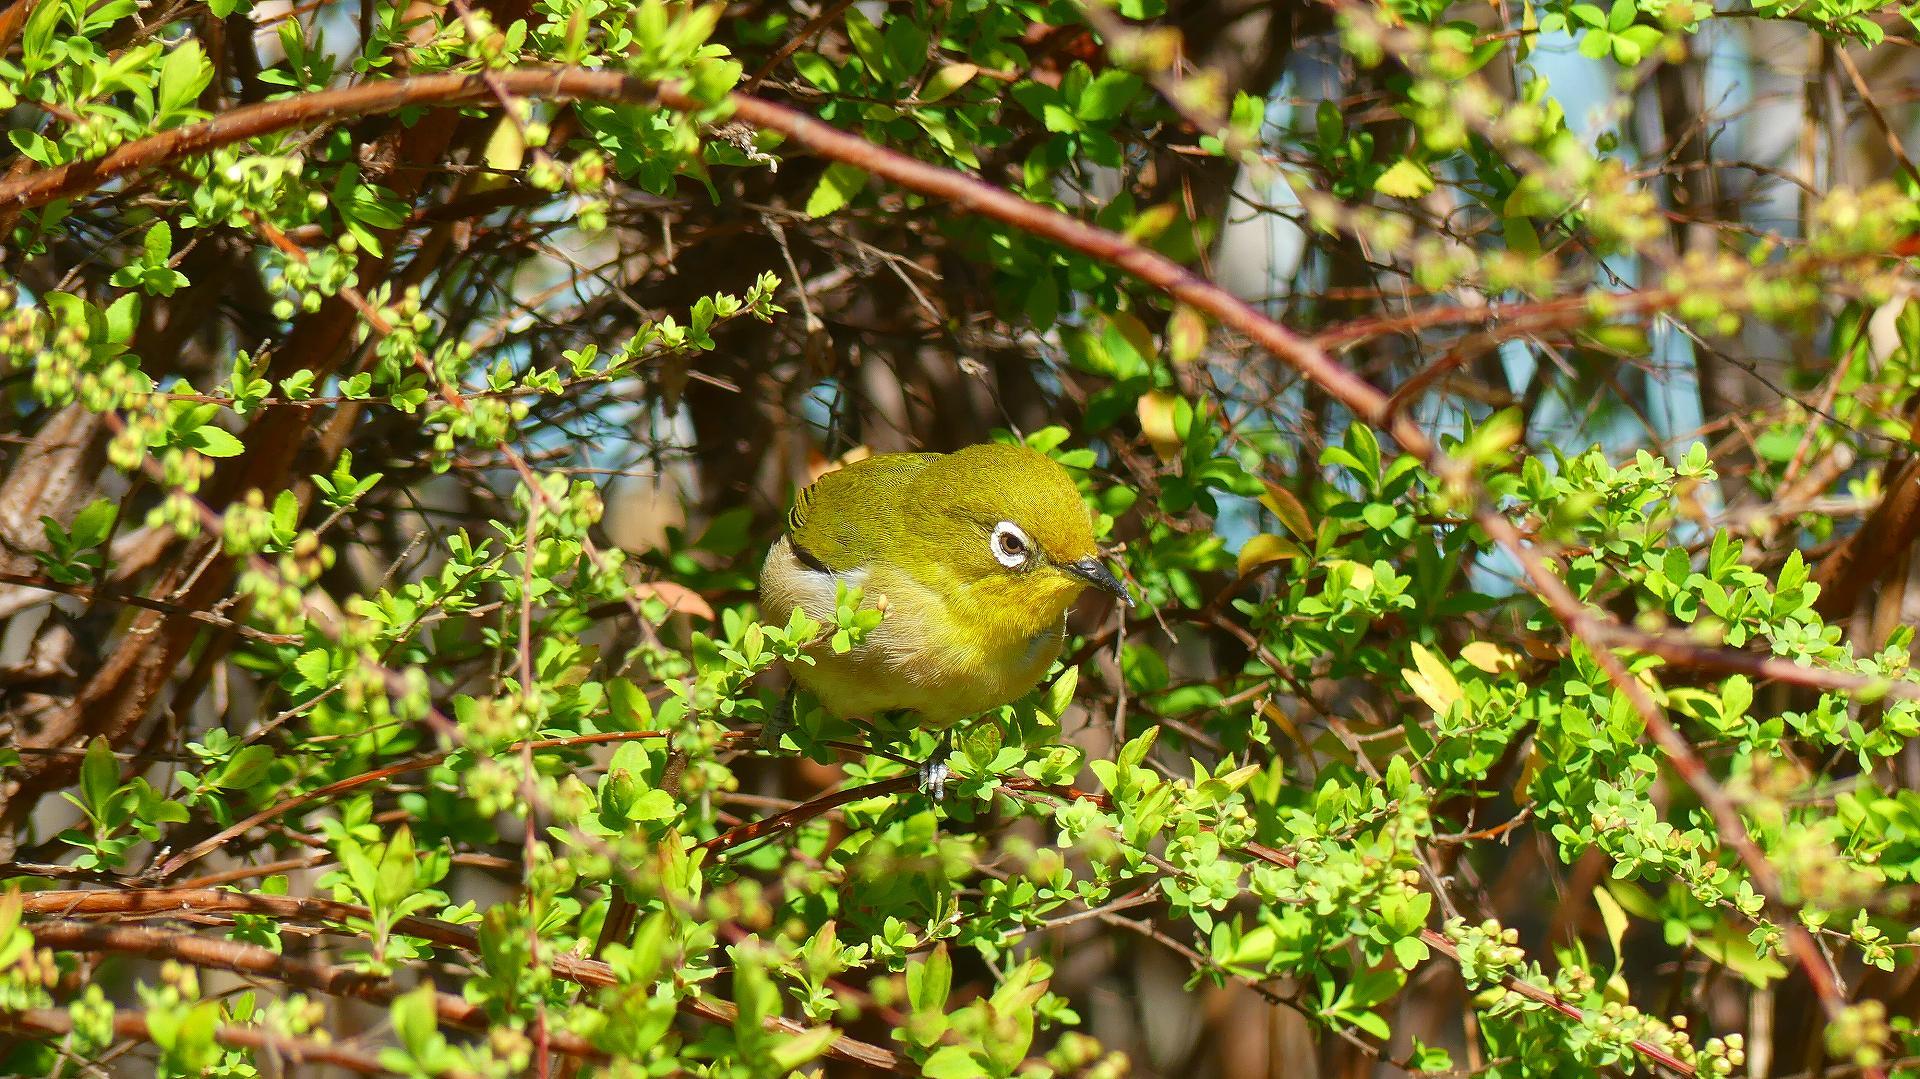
6, 0, 1920, 1075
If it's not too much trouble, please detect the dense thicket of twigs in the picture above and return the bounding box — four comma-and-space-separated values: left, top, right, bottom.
5, 0, 1920, 1075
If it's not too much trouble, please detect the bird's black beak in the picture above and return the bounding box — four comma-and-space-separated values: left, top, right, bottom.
1064, 557, 1135, 608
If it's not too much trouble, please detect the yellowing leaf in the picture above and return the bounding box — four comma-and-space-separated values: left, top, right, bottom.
1168, 304, 1207, 364
1217, 761, 1262, 790
1693, 924, 1787, 988
919, 63, 978, 102
483, 117, 525, 173
1324, 558, 1374, 590
808, 444, 872, 483
1511, 743, 1543, 802
633, 581, 715, 621
1124, 204, 1178, 243
1259, 481, 1315, 542
1593, 885, 1629, 970
1260, 700, 1311, 758
1106, 310, 1156, 366
1137, 390, 1183, 461
1403, 643, 1463, 717
1460, 640, 1522, 673
1237, 533, 1303, 576
1374, 158, 1434, 199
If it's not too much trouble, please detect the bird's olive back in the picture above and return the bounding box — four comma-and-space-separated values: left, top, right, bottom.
783, 444, 1094, 583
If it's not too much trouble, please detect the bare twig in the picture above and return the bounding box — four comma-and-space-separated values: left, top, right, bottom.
0, 1005, 414, 1078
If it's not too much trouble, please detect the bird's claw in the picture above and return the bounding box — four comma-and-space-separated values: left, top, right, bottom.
759, 714, 793, 754
761, 687, 798, 753
919, 758, 949, 802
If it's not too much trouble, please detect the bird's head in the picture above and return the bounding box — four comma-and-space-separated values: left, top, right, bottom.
905, 444, 1133, 626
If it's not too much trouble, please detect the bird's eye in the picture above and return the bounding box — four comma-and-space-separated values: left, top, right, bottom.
990, 521, 1032, 568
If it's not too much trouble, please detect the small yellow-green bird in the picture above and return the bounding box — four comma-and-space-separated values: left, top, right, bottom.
760, 443, 1131, 793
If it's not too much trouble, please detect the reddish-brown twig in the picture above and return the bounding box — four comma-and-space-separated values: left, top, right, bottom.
20, 888, 907, 1073
701, 774, 920, 853
28, 920, 606, 1061
152, 729, 679, 879
0, 1005, 415, 1078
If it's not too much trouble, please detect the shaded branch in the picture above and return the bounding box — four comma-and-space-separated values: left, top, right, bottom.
21, 888, 907, 1073
152, 729, 694, 880
0, 1005, 414, 1078
27, 920, 606, 1062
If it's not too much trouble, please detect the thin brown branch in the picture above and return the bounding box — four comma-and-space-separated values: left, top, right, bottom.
150, 729, 683, 880
1587, 620, 1920, 701
742, 0, 860, 92
0, 570, 300, 645
0, 69, 653, 211
700, 774, 920, 853
1833, 47, 1920, 186
20, 888, 907, 1073
0, 1004, 411, 1078
28, 920, 606, 1062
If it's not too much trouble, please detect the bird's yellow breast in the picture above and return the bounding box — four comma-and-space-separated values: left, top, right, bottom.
760, 537, 1069, 728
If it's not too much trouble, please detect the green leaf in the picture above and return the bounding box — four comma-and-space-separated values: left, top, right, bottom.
629, 788, 676, 822
214, 745, 275, 789
157, 41, 212, 119
104, 294, 140, 345
186, 426, 245, 458
907, 943, 952, 1015
806, 162, 867, 218
608, 677, 654, 729
391, 984, 441, 1058
20, 0, 60, 74
293, 649, 332, 688
67, 500, 117, 549
921, 1046, 988, 1079
768, 1026, 842, 1071
79, 738, 119, 821
1011, 81, 1078, 133
844, 9, 888, 79
1075, 70, 1141, 123
791, 51, 839, 92
143, 221, 173, 263
1040, 667, 1078, 723
881, 17, 927, 83
168, 1000, 221, 1073
1392, 936, 1430, 967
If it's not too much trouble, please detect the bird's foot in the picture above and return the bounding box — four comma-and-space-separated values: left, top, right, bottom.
758, 716, 792, 754
918, 728, 955, 802
918, 757, 950, 802
760, 687, 798, 753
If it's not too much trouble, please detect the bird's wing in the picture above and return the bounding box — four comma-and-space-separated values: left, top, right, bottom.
786, 452, 938, 573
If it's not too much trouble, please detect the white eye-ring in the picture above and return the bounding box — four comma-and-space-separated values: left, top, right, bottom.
990, 521, 1033, 568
